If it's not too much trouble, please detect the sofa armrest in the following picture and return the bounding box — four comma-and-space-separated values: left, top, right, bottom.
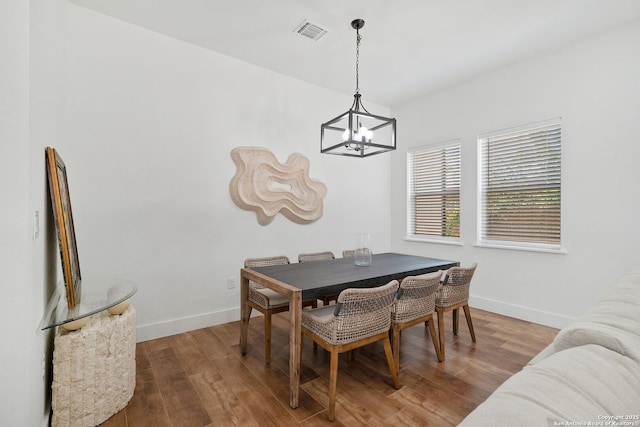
552, 279, 640, 362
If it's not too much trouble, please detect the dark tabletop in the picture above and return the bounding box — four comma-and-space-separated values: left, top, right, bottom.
247, 252, 458, 300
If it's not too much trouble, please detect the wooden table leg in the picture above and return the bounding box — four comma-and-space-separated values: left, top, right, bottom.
289, 289, 302, 408
240, 271, 250, 355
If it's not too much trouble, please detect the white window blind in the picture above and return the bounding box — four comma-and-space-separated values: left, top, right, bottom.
478, 120, 561, 249
407, 141, 461, 240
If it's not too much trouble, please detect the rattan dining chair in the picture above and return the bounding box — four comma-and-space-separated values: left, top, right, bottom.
244, 255, 317, 365
390, 272, 443, 376
343, 249, 374, 258
301, 280, 401, 421
298, 251, 335, 263
341, 249, 355, 258
435, 263, 478, 359
298, 251, 337, 305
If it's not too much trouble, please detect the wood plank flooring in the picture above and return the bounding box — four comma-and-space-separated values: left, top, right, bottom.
100, 308, 558, 426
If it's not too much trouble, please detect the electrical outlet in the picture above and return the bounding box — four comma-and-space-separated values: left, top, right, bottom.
227, 276, 238, 289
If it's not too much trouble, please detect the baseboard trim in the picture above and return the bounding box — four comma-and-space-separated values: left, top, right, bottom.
469, 295, 574, 329
136, 307, 242, 342
136, 298, 574, 342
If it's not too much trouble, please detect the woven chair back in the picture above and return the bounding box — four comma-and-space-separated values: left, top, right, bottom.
437, 263, 478, 307
392, 271, 442, 323
313, 280, 399, 345
342, 249, 355, 258
298, 251, 335, 262
244, 255, 290, 291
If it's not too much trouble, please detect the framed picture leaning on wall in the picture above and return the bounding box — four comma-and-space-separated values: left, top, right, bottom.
46, 147, 81, 308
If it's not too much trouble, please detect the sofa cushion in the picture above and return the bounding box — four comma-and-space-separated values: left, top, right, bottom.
458, 344, 640, 426
527, 342, 555, 365
552, 267, 640, 362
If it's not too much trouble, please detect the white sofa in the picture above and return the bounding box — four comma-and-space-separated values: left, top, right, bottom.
458, 266, 640, 426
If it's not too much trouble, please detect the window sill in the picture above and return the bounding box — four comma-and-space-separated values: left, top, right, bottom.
473, 242, 567, 254
404, 236, 464, 246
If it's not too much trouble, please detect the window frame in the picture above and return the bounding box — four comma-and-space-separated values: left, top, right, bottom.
406, 140, 462, 245
476, 118, 564, 253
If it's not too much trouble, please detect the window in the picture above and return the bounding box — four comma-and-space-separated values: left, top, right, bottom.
407, 141, 461, 241
478, 119, 561, 250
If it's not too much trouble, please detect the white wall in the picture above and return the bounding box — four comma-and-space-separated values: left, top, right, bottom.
0, 2, 31, 425
0, 1, 65, 426
63, 5, 392, 341
390, 19, 640, 328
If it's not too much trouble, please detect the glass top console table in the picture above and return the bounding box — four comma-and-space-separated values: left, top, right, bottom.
44, 277, 138, 425
40, 277, 137, 330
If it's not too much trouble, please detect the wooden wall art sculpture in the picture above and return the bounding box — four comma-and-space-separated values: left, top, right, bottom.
229, 147, 327, 225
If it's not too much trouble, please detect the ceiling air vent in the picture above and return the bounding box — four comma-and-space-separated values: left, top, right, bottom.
293, 20, 328, 41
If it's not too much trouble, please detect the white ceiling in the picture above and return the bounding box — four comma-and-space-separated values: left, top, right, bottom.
69, 0, 640, 107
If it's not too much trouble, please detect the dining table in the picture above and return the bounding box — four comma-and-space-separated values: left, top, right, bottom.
239, 252, 458, 408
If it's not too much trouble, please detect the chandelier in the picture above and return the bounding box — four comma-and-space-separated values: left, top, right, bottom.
321, 19, 396, 158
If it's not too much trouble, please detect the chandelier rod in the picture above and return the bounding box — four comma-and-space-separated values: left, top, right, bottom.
351, 19, 364, 95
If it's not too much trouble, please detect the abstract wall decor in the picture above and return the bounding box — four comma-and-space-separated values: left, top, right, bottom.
229, 147, 327, 225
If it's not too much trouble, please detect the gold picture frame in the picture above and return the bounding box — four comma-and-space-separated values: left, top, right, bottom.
46, 147, 81, 308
